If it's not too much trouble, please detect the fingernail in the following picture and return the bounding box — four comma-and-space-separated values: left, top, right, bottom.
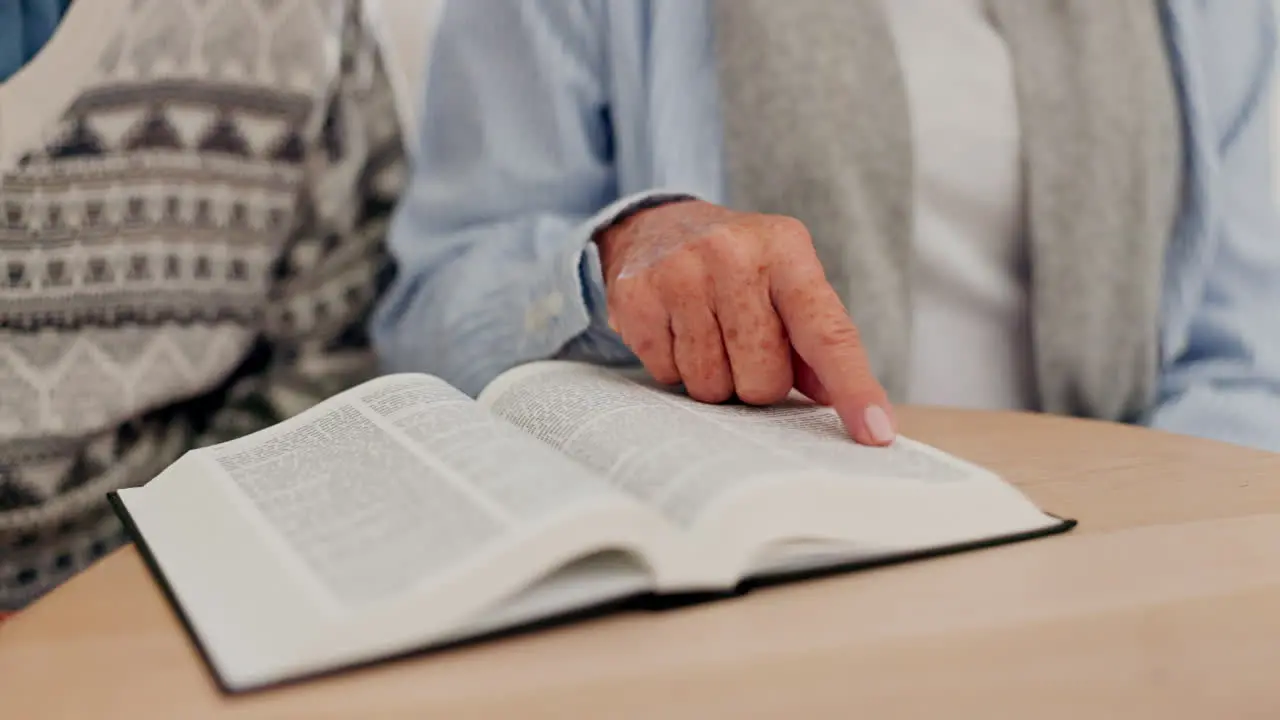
862, 405, 896, 445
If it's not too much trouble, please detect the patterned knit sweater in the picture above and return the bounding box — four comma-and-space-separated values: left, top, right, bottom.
0, 0, 405, 609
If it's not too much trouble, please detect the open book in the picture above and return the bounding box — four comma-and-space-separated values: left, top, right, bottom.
110, 360, 1073, 693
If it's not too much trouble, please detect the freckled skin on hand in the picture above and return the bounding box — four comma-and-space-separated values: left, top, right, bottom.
595, 199, 896, 446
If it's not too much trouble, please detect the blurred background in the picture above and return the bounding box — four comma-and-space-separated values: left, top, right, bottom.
369, 0, 1280, 202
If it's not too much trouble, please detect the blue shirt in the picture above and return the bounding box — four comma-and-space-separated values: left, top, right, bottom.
372, 0, 1280, 453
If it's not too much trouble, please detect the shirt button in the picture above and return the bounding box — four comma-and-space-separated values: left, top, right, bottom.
524, 292, 564, 332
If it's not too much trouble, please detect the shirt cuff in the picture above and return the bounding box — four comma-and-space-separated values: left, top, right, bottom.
574, 189, 701, 326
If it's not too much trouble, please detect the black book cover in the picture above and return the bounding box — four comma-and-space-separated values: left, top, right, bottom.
108, 490, 1076, 695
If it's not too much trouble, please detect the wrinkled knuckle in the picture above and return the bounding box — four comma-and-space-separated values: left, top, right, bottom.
687, 380, 734, 405
817, 320, 863, 352
681, 354, 736, 405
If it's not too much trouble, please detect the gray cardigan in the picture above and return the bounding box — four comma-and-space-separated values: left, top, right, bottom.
714, 0, 1182, 420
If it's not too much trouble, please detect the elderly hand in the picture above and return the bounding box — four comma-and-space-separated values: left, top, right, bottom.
597, 199, 896, 446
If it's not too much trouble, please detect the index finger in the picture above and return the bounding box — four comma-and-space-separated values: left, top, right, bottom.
768, 246, 895, 446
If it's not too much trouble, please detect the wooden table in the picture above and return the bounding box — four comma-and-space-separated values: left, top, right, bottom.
2, 409, 1279, 719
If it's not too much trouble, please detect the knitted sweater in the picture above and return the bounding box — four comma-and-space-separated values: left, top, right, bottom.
0, 0, 406, 609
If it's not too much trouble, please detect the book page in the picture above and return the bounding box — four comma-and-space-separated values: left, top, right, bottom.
483, 363, 970, 525
203, 374, 663, 610
117, 373, 678, 689
481, 362, 1059, 581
